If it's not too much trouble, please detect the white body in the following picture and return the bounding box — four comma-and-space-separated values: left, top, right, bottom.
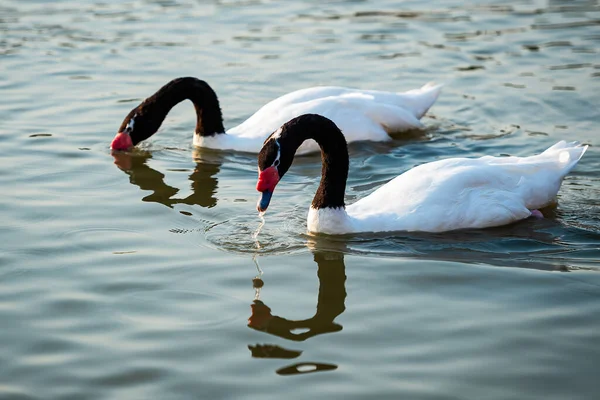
194, 83, 442, 154
307, 141, 587, 234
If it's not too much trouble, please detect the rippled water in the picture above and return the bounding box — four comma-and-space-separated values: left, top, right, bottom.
1, 0, 600, 398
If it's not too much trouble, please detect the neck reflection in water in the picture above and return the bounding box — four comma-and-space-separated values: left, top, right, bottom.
248, 250, 346, 375
112, 150, 221, 209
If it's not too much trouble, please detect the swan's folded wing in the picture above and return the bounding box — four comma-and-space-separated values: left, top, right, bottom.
228, 96, 394, 154
227, 85, 440, 142
346, 159, 535, 232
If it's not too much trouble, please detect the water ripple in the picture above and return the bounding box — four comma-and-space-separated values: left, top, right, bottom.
114, 290, 245, 331
1, 0, 599, 398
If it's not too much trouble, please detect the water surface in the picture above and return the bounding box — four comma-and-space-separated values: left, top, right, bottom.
1, 0, 600, 399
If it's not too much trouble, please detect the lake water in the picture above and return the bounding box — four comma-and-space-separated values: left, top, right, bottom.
1, 0, 600, 398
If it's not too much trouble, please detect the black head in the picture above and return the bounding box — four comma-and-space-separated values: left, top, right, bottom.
256, 117, 309, 212
118, 106, 163, 148
258, 114, 337, 177
256, 135, 284, 212
257, 133, 291, 181
256, 114, 348, 212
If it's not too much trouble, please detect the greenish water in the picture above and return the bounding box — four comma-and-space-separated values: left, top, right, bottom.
1, 0, 599, 399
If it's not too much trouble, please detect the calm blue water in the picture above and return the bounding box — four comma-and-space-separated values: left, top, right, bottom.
1, 0, 599, 399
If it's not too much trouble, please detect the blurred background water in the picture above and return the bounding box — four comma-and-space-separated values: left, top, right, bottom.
1, 0, 599, 399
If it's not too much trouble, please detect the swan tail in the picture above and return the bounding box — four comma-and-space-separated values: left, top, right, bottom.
541, 140, 588, 176
403, 82, 443, 119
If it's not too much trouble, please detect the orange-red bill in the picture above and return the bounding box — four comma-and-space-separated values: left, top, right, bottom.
256, 166, 280, 212
110, 132, 133, 151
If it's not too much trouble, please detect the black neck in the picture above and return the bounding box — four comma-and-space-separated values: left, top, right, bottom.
280, 114, 349, 209
120, 77, 225, 138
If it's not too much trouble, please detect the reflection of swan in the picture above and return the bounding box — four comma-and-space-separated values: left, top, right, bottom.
248, 251, 346, 341
305, 223, 577, 272
248, 251, 346, 375
111, 150, 220, 209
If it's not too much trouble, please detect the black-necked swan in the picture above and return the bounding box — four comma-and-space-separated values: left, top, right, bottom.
110, 77, 442, 154
256, 114, 587, 234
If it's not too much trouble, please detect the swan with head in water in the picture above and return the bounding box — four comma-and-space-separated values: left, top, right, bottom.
256, 114, 587, 234
110, 77, 442, 154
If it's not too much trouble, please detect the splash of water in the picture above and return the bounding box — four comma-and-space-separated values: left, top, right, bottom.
251, 212, 266, 300
252, 211, 266, 248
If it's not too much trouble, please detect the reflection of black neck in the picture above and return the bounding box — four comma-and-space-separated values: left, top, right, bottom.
313, 252, 346, 325
248, 251, 347, 342
112, 153, 220, 209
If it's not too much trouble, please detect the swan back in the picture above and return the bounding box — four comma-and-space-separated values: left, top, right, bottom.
341, 141, 587, 233
227, 83, 442, 153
